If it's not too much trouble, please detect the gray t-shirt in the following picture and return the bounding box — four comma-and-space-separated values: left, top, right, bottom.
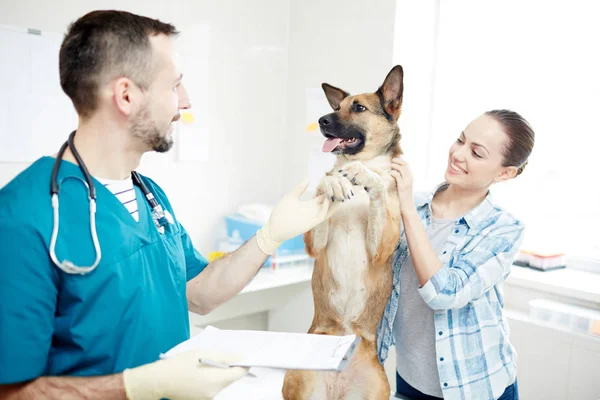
394, 216, 457, 397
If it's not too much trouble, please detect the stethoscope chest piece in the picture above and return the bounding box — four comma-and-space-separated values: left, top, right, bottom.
151, 209, 174, 235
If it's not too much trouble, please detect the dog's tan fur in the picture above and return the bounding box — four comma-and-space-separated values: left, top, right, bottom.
283, 66, 404, 400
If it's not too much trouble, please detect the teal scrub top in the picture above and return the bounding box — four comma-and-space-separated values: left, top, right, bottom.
0, 156, 208, 384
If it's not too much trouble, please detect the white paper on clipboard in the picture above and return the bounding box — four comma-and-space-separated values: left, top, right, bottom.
162, 325, 361, 372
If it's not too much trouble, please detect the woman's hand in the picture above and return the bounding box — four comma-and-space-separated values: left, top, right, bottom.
390, 158, 416, 214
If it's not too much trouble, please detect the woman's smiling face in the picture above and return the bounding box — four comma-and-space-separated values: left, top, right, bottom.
445, 114, 518, 190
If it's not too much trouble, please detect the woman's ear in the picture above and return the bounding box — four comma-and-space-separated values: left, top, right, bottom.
495, 166, 518, 183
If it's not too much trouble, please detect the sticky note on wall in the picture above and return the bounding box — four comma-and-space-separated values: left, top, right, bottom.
591, 319, 600, 337
181, 111, 194, 124
306, 122, 319, 132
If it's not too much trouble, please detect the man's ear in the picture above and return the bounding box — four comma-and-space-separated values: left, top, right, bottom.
321, 83, 349, 111
112, 77, 139, 116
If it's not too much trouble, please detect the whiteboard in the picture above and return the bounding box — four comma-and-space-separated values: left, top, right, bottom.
0, 23, 212, 163
0, 24, 77, 162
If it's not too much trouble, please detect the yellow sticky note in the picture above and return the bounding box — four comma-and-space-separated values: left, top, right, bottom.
181, 111, 194, 124
306, 122, 318, 132
208, 251, 226, 262
591, 319, 600, 336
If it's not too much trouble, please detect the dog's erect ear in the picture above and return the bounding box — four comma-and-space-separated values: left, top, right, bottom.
321, 83, 350, 111
377, 65, 404, 120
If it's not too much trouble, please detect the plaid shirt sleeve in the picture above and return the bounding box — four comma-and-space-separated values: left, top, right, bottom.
418, 221, 524, 310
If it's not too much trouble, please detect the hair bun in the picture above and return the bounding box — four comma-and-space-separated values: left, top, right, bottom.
517, 160, 528, 176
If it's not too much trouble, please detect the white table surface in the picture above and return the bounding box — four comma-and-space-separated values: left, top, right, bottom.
507, 264, 600, 304
241, 262, 314, 294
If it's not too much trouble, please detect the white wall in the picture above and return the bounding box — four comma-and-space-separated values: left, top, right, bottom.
0, 0, 291, 255
391, 0, 440, 191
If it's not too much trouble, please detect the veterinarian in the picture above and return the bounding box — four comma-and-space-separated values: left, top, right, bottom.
0, 10, 331, 400
378, 110, 534, 400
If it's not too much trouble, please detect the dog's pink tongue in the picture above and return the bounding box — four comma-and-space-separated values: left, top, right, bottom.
322, 138, 342, 152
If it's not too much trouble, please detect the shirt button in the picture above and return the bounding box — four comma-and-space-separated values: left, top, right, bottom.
454, 229, 459, 234
438, 331, 443, 336
440, 357, 444, 362
442, 251, 447, 254
444, 383, 448, 387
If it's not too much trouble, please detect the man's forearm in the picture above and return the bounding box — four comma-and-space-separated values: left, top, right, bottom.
0, 374, 126, 400
187, 236, 269, 314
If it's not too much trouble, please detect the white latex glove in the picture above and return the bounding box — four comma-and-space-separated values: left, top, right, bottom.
256, 178, 331, 255
123, 349, 248, 400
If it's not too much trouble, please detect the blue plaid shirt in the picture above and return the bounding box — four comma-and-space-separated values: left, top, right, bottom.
377, 184, 524, 400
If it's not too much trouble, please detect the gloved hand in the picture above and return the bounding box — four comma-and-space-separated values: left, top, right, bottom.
123, 349, 248, 400
256, 178, 332, 255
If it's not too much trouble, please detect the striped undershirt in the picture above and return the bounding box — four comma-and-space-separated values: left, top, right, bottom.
95, 175, 139, 222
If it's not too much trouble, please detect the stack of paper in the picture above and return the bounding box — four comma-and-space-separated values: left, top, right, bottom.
162, 326, 361, 372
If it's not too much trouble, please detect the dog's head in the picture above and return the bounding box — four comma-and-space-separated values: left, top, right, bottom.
319, 65, 404, 160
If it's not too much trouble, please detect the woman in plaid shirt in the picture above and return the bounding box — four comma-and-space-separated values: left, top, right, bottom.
377, 110, 535, 400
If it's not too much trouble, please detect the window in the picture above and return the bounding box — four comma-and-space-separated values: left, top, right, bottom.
394, 0, 600, 269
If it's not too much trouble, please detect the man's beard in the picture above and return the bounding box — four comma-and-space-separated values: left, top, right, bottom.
131, 105, 174, 153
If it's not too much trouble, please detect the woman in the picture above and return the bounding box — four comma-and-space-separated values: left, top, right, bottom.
377, 109, 535, 400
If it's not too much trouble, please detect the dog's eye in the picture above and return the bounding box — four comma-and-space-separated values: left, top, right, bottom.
354, 104, 367, 112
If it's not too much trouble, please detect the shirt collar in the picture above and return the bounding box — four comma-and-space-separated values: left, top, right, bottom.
416, 182, 496, 230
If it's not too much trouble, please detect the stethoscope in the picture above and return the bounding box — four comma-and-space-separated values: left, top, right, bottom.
49, 130, 173, 275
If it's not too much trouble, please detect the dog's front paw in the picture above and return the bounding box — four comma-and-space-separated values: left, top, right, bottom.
316, 175, 355, 202
338, 162, 383, 192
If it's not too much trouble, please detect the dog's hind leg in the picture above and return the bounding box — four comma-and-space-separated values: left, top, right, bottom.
348, 360, 390, 400
283, 369, 322, 400
339, 338, 391, 400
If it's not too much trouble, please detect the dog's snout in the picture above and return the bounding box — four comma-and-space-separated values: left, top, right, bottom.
319, 115, 332, 127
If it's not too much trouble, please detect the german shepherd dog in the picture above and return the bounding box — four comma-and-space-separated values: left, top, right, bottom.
282, 65, 404, 400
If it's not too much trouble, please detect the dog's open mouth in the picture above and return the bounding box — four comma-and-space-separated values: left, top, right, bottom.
322, 137, 362, 153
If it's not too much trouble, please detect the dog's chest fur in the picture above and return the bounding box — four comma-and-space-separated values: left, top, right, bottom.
327, 193, 370, 333
325, 157, 392, 333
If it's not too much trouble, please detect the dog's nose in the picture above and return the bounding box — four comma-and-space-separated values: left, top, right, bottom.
319, 115, 332, 127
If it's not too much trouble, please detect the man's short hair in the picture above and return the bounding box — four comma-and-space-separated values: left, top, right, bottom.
59, 10, 178, 117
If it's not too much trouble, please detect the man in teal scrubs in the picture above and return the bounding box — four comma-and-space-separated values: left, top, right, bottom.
0, 10, 331, 400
